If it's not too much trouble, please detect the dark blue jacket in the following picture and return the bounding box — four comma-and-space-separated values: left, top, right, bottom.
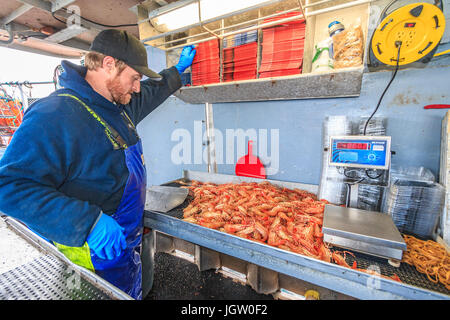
0, 60, 181, 246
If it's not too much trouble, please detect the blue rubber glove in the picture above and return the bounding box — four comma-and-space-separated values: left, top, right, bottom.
175, 45, 196, 74
87, 213, 127, 260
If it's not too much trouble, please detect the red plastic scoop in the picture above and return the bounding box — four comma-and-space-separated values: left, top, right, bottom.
235, 140, 266, 179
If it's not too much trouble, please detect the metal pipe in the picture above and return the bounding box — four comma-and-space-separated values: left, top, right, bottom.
295, 0, 306, 26
204, 103, 217, 174
0, 81, 54, 86
155, 6, 303, 47
141, 0, 286, 43
0, 24, 15, 45
303, 0, 334, 9
307, 0, 374, 17
197, 0, 221, 39
163, 12, 305, 51
147, 0, 198, 20
151, 0, 376, 50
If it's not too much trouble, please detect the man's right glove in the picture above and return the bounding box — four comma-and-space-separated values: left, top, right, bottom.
87, 213, 127, 260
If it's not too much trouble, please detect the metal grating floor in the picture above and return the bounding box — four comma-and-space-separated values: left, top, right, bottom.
157, 179, 450, 297
0, 254, 111, 300
342, 249, 450, 295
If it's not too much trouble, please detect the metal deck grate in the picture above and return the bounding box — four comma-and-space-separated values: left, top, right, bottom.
0, 254, 111, 300
342, 249, 450, 295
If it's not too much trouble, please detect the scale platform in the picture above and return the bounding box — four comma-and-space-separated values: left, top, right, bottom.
322, 205, 407, 261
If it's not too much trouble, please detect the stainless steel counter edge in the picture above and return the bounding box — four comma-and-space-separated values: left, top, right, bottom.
181, 170, 319, 194
3, 217, 133, 300
144, 210, 449, 300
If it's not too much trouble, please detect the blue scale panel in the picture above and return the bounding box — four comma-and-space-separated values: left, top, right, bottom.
329, 137, 390, 169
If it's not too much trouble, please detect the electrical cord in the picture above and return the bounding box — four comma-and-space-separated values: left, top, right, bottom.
51, 11, 67, 25
342, 167, 361, 179
340, 167, 367, 184
379, 0, 398, 23
365, 169, 384, 180
363, 42, 402, 135
433, 48, 450, 58
361, 42, 402, 181
344, 174, 365, 207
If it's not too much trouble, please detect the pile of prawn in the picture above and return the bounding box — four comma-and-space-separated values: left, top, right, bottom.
186, 180, 334, 260
181, 180, 402, 282
182, 180, 331, 259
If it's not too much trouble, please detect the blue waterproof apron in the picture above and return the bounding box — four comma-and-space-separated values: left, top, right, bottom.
54, 93, 147, 300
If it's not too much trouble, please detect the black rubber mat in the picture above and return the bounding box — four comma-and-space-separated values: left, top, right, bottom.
145, 252, 274, 300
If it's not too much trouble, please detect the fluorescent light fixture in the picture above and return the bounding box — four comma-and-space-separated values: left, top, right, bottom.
152, 2, 199, 31
200, 0, 274, 20
151, 0, 274, 31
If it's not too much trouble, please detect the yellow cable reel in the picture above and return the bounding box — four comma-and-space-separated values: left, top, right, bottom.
371, 2, 446, 66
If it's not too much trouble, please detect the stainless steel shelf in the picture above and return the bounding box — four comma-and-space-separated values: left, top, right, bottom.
174, 67, 364, 104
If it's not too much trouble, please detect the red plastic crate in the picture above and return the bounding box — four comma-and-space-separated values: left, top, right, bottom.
192, 39, 220, 86
259, 11, 305, 78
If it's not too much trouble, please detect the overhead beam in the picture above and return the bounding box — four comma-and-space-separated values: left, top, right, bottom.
147, 0, 197, 20
129, 0, 164, 22
0, 4, 33, 25
17, 0, 101, 32
16, 0, 52, 12
45, 24, 87, 43
15, 0, 95, 45
0, 21, 89, 55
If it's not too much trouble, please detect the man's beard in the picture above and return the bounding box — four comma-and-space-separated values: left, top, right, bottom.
106, 75, 132, 105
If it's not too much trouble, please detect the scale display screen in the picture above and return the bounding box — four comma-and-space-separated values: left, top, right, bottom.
336, 142, 369, 150
328, 136, 391, 170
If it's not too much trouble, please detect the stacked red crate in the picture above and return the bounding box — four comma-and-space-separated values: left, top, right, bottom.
259, 12, 306, 79
191, 39, 220, 85
223, 42, 258, 82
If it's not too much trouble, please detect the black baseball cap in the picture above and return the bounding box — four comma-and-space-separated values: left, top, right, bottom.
89, 29, 162, 80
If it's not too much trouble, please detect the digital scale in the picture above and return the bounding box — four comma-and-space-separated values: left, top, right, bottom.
323, 135, 406, 262
323, 0, 446, 265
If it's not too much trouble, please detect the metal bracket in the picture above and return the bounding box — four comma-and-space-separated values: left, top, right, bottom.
45, 24, 87, 43
0, 24, 14, 45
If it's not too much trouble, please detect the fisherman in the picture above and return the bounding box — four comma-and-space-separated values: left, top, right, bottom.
0, 29, 196, 299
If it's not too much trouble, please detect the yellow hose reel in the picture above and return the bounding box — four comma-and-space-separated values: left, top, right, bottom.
369, 1, 446, 67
